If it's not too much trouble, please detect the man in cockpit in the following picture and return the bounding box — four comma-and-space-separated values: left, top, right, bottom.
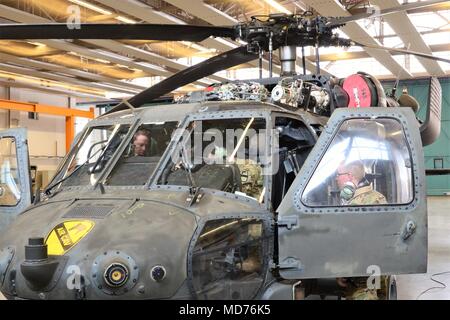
132, 129, 155, 157
335, 160, 387, 300
336, 160, 387, 205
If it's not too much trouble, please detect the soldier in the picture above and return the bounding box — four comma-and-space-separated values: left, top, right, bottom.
208, 143, 263, 199
335, 160, 387, 300
336, 160, 387, 205
237, 159, 264, 200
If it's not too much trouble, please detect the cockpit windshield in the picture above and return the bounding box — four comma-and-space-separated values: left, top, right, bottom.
57, 124, 131, 187
51, 121, 180, 189
158, 117, 268, 202
104, 121, 179, 186
50, 114, 270, 194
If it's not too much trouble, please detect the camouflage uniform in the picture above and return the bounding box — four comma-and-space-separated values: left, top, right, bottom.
348, 185, 387, 205
344, 185, 387, 300
343, 276, 392, 300
343, 277, 379, 300
237, 161, 263, 199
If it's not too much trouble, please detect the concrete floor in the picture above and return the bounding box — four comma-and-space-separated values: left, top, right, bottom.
1, 196, 449, 300
397, 196, 450, 300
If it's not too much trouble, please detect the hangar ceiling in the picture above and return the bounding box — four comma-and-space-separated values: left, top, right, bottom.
0, 0, 448, 99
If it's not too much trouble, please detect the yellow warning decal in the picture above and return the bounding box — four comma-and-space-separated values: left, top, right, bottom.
45, 220, 95, 256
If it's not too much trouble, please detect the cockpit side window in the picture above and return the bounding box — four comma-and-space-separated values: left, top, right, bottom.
105, 122, 178, 186
301, 118, 414, 207
0, 137, 21, 206
272, 117, 316, 210
190, 218, 267, 299
158, 117, 268, 201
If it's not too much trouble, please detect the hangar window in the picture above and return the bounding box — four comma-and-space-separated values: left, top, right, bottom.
301, 118, 414, 207
0, 137, 21, 206
105, 121, 179, 186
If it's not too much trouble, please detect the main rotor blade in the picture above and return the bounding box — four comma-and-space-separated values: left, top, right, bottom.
329, 0, 450, 27
107, 46, 258, 114
354, 41, 450, 64
0, 23, 236, 41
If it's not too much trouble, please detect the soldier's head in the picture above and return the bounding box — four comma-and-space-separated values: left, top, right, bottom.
336, 160, 365, 190
133, 129, 151, 156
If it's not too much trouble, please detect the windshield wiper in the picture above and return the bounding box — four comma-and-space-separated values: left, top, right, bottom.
179, 141, 203, 206
44, 145, 106, 196
180, 143, 198, 189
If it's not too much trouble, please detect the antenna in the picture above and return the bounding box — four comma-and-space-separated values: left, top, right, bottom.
315, 43, 320, 75
302, 46, 306, 75
269, 31, 273, 77
391, 43, 410, 98
259, 47, 263, 79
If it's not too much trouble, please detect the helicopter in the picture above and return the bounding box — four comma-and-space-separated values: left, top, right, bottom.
0, 0, 448, 300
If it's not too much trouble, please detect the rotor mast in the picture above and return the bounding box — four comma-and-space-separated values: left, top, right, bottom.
279, 45, 298, 76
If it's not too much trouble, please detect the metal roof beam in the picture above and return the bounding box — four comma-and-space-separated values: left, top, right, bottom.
312, 43, 450, 62
0, 78, 104, 98
349, 2, 450, 15
370, 0, 445, 76
0, 63, 137, 94
0, 4, 210, 87
0, 52, 146, 92
301, 0, 413, 79
0, 5, 168, 76
95, 0, 274, 72
81, 39, 226, 83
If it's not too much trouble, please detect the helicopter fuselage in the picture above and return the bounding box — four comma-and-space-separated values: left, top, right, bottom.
0, 101, 322, 300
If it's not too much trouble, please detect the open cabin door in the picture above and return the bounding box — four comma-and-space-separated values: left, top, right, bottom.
277, 108, 427, 279
0, 128, 31, 232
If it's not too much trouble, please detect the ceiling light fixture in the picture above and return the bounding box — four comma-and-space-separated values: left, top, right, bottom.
261, 0, 292, 15
68, 0, 136, 24
27, 41, 46, 46
180, 41, 212, 52
0, 70, 105, 96
68, 0, 112, 15
116, 16, 137, 24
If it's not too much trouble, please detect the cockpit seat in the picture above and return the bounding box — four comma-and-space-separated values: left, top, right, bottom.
166, 164, 241, 193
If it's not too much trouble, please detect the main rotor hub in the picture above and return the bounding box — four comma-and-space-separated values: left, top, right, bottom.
237, 14, 349, 52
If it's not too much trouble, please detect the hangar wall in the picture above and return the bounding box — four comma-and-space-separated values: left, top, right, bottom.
384, 77, 450, 196
0, 85, 87, 172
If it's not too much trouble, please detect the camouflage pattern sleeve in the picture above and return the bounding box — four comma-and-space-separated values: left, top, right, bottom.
349, 189, 388, 205
238, 163, 263, 198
